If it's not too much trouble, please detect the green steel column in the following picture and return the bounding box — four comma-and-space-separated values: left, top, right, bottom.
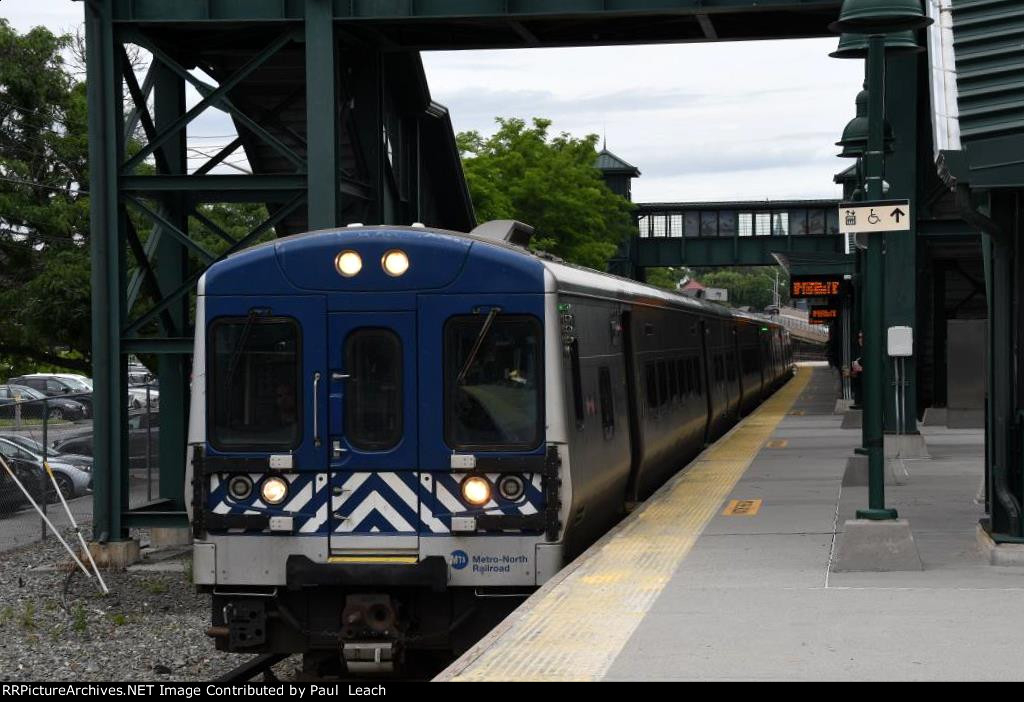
153, 63, 189, 508
85, 0, 126, 540
305, 0, 338, 229
882, 51, 919, 435
857, 34, 897, 521
987, 193, 1022, 537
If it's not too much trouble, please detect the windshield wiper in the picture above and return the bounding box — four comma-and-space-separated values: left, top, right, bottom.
223, 309, 260, 424
456, 308, 500, 386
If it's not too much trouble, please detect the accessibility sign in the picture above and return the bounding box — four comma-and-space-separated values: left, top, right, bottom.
838, 199, 911, 234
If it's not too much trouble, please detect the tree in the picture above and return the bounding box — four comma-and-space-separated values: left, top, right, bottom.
695, 267, 788, 310
0, 20, 274, 380
458, 118, 635, 270
0, 20, 91, 376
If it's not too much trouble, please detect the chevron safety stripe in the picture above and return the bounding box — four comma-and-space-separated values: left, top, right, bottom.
206, 472, 329, 534
206, 470, 546, 536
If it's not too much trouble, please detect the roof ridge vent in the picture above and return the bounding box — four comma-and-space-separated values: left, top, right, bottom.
469, 219, 534, 247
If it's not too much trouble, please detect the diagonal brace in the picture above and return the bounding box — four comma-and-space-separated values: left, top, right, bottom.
122, 30, 296, 174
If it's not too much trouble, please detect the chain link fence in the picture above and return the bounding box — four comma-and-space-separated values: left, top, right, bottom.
0, 386, 159, 542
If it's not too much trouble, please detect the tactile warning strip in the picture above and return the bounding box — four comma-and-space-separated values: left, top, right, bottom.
441, 367, 812, 681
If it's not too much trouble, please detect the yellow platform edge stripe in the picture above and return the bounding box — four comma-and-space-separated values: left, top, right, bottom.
440, 367, 811, 682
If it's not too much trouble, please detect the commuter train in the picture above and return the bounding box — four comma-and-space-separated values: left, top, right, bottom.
186, 220, 792, 673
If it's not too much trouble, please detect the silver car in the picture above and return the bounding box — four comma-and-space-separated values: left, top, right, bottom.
0, 437, 91, 502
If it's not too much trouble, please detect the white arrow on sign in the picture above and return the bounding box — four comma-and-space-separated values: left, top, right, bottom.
838, 199, 911, 234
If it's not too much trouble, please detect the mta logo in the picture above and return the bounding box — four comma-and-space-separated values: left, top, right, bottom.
450, 550, 469, 570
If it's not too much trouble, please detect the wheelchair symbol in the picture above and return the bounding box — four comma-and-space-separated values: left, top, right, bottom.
867, 209, 881, 225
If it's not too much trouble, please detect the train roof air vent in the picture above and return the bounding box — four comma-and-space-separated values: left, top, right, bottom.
470, 220, 535, 248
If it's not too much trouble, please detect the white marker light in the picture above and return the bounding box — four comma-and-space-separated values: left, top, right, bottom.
335, 250, 362, 277
381, 249, 410, 277
460, 476, 492, 506
260, 476, 289, 505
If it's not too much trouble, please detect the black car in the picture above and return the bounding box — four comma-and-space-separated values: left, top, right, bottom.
0, 385, 88, 421
54, 409, 159, 469
7, 375, 93, 416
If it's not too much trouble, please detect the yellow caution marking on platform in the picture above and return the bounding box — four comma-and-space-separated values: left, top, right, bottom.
765, 439, 788, 449
445, 367, 812, 682
723, 499, 762, 516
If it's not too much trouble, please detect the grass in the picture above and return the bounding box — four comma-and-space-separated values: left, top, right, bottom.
20, 602, 35, 630
183, 558, 193, 584
142, 579, 167, 595
110, 613, 126, 626
72, 604, 87, 633
0, 606, 12, 626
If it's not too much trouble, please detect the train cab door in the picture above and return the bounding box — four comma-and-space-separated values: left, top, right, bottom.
326, 312, 419, 553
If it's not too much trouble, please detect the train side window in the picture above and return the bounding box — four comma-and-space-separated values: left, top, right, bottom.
346, 329, 403, 451
658, 360, 669, 407
598, 366, 615, 439
646, 362, 658, 411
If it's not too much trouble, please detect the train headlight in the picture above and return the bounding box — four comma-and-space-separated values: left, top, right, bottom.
460, 476, 492, 506
497, 474, 525, 502
260, 476, 289, 505
335, 250, 362, 277
227, 475, 253, 501
381, 249, 409, 277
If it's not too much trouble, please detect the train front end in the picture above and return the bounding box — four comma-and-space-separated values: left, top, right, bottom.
186, 225, 565, 668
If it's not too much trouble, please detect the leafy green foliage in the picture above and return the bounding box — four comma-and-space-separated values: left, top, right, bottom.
695, 267, 788, 310
0, 21, 274, 379
458, 118, 634, 270
0, 20, 91, 376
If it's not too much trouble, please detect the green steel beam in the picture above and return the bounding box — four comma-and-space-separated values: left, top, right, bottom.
881, 51, 919, 436
86, 0, 127, 542
111, 0, 841, 21
306, 0, 339, 230
153, 60, 189, 513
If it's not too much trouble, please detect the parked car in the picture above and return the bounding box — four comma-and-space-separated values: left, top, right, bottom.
0, 433, 93, 471
0, 384, 88, 421
53, 409, 159, 469
0, 436, 91, 503
7, 374, 93, 416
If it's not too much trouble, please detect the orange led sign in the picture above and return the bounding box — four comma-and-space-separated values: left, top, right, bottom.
790, 276, 844, 299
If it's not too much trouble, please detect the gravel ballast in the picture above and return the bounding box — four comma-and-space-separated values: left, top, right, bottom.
0, 524, 294, 681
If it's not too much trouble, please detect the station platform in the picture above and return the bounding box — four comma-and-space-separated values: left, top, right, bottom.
438, 364, 1024, 681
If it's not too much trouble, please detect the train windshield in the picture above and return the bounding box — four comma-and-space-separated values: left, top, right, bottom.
209, 317, 301, 450
444, 314, 542, 450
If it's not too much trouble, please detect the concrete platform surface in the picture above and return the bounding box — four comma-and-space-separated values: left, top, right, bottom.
439, 366, 1024, 682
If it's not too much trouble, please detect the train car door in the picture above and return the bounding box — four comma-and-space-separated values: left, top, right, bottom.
620, 310, 643, 487
327, 312, 419, 552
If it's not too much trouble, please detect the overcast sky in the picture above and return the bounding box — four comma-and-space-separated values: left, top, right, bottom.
5, 0, 863, 202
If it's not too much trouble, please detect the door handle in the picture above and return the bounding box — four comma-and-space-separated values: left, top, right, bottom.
313, 371, 321, 447
331, 372, 350, 381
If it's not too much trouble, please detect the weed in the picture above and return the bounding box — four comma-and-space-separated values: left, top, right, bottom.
20, 602, 35, 630
72, 604, 87, 633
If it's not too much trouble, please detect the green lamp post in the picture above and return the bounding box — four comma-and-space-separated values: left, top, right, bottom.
830, 0, 931, 521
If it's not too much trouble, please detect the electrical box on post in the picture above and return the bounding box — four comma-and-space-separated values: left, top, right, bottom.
887, 326, 913, 357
